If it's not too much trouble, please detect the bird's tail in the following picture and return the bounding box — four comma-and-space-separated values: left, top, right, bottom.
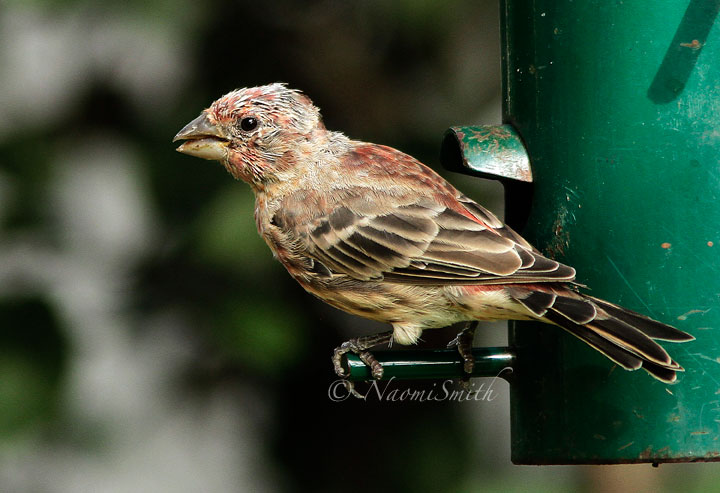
508, 286, 695, 383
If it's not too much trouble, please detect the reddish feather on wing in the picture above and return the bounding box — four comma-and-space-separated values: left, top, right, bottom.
297, 141, 576, 284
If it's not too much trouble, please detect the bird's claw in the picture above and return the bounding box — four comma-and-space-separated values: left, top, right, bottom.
333, 340, 385, 378
456, 322, 478, 380
332, 331, 393, 397
332, 344, 351, 377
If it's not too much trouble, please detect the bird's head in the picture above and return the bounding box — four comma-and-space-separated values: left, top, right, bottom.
174, 83, 323, 187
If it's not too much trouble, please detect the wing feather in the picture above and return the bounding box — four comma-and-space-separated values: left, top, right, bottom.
302, 191, 576, 284
285, 142, 577, 285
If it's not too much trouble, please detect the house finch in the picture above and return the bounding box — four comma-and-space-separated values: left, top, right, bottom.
174, 83, 693, 386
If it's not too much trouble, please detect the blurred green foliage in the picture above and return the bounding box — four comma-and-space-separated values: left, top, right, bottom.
0, 299, 65, 436
0, 1, 506, 489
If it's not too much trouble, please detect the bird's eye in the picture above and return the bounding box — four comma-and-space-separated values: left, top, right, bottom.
240, 117, 258, 132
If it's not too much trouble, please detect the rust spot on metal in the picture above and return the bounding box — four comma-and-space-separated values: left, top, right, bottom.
708, 241, 714, 247
618, 441, 635, 451
638, 445, 670, 460
546, 207, 571, 259
680, 39, 702, 49
661, 242, 672, 249
691, 430, 710, 436
639, 446, 653, 459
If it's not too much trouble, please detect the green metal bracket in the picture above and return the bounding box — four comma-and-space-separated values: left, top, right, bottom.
441, 125, 532, 183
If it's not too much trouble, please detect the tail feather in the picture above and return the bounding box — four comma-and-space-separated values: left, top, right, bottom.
551, 296, 597, 324
510, 287, 692, 383
586, 295, 695, 342
642, 359, 682, 383
589, 318, 674, 366
543, 310, 644, 371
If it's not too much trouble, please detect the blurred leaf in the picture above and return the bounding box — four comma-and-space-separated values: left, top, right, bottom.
212, 297, 308, 377
193, 185, 275, 274
0, 354, 55, 437
0, 298, 66, 438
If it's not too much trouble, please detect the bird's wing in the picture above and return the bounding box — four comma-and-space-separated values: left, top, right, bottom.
288, 142, 576, 285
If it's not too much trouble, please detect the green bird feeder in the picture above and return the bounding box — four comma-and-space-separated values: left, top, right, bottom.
500, 0, 720, 464
347, 0, 720, 464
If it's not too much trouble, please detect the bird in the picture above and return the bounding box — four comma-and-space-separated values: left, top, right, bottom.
173, 83, 694, 387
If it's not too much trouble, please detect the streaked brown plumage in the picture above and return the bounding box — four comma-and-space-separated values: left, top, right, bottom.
174, 83, 693, 384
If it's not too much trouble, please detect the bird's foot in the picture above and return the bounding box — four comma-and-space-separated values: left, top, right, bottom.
332, 331, 393, 385
454, 322, 478, 384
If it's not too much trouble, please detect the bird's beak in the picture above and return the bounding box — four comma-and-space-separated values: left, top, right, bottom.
173, 112, 229, 162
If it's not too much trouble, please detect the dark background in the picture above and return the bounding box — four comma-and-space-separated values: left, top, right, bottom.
0, 1, 716, 491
